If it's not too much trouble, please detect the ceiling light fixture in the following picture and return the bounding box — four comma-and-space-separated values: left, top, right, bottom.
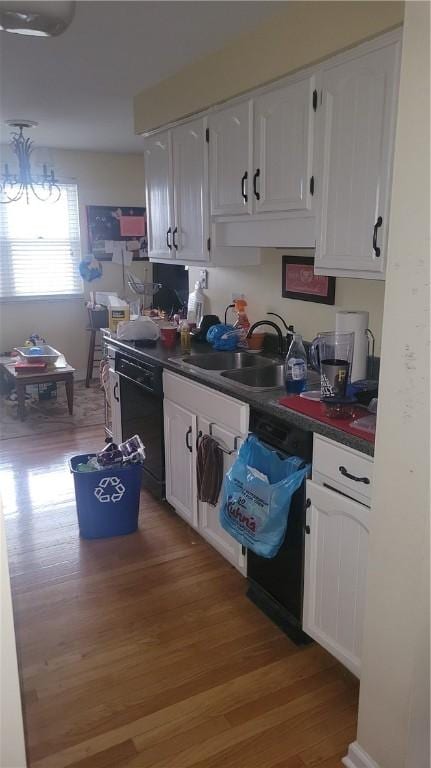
0, 1, 75, 37
1, 121, 61, 204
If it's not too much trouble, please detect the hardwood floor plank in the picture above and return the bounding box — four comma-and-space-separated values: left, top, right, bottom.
2, 424, 358, 768
66, 739, 138, 768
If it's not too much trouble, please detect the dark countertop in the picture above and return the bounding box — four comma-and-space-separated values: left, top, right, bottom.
103, 330, 374, 457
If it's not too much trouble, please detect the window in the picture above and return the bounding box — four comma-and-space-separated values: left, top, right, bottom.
0, 183, 82, 299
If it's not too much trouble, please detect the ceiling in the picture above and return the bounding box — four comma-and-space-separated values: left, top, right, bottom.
0, 1, 281, 153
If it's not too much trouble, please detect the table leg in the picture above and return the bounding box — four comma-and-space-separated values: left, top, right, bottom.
65, 377, 74, 415
16, 381, 26, 421
86, 330, 96, 388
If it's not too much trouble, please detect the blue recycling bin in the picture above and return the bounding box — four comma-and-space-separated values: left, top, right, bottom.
69, 454, 142, 539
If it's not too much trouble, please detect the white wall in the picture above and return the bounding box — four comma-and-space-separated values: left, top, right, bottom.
134, 1, 403, 133
190, 251, 385, 353
345, 3, 430, 767
0, 147, 148, 373
1, 508, 27, 768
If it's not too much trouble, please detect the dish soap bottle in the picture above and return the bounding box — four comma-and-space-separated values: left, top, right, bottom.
180, 319, 191, 353
233, 297, 250, 347
284, 332, 307, 394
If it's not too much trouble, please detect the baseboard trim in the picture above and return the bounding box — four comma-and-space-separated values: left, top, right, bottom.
342, 741, 381, 768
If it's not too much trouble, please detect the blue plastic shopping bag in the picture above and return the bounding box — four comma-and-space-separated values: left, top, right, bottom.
220, 435, 310, 558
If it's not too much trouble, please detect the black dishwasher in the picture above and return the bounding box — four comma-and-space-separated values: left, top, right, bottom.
247, 409, 312, 644
116, 351, 165, 500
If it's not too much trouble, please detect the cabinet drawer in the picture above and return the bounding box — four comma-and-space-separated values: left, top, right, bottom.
313, 435, 373, 506
163, 371, 249, 435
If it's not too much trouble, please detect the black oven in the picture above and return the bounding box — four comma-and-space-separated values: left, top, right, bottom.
116, 351, 165, 499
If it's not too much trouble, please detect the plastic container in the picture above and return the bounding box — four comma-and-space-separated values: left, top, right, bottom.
159, 325, 178, 348
321, 396, 357, 419
69, 454, 142, 539
14, 344, 60, 364
284, 333, 307, 394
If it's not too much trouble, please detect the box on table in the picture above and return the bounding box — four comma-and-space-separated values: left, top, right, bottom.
109, 307, 130, 332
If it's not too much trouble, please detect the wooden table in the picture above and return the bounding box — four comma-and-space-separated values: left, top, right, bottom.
0, 358, 75, 421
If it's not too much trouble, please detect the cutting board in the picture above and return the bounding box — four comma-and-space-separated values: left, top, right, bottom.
278, 395, 375, 444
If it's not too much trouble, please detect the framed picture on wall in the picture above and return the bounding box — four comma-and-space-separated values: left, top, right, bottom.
282, 255, 336, 305
86, 205, 147, 260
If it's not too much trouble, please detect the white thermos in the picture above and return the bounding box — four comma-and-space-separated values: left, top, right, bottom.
335, 310, 369, 382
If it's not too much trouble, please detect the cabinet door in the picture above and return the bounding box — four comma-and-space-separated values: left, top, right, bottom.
314, 39, 400, 278
253, 73, 315, 214
172, 118, 210, 262
108, 369, 122, 445
197, 418, 246, 575
303, 480, 370, 677
164, 399, 198, 527
209, 100, 253, 216
144, 131, 174, 261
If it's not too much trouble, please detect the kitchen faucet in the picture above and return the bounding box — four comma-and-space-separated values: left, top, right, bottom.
246, 313, 294, 356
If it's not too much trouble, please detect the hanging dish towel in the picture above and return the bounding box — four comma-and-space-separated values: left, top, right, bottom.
197, 435, 224, 506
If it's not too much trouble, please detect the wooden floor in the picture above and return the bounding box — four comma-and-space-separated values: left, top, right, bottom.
1, 425, 358, 768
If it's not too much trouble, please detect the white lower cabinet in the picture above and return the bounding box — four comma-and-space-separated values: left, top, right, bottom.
197, 416, 246, 575
163, 371, 248, 574
303, 479, 370, 678
108, 368, 122, 444
163, 399, 198, 528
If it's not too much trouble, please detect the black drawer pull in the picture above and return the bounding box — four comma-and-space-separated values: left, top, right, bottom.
166, 226, 172, 250
373, 216, 383, 257
339, 466, 370, 485
241, 171, 248, 203
185, 426, 192, 453
253, 168, 260, 200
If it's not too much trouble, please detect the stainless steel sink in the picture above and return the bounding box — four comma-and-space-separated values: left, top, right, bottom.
221, 364, 285, 390
182, 352, 273, 370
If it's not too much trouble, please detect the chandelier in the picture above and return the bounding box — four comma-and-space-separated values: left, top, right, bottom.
0, 120, 61, 204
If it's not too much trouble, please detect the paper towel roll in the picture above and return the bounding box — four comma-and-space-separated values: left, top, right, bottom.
336, 310, 369, 382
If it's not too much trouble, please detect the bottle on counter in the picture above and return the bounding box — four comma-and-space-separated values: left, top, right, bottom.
284, 332, 307, 394
180, 319, 191, 353
187, 282, 205, 328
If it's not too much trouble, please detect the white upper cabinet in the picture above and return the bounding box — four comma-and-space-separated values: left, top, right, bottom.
209, 100, 253, 216
314, 34, 401, 279
144, 130, 173, 261
144, 30, 400, 273
172, 117, 210, 263
253, 73, 315, 214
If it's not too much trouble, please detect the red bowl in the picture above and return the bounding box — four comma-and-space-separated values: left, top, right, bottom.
160, 327, 177, 348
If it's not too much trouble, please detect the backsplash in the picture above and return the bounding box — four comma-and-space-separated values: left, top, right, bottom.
189, 248, 385, 354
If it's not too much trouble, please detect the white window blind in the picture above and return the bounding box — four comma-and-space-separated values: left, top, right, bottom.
0, 184, 82, 299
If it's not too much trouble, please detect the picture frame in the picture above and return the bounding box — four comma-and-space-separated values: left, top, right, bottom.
282, 255, 336, 305
86, 205, 148, 261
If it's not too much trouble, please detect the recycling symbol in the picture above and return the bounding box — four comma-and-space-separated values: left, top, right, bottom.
94, 476, 125, 504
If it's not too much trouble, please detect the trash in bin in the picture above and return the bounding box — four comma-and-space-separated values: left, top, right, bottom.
219, 435, 310, 558
75, 435, 146, 472
69, 435, 145, 539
